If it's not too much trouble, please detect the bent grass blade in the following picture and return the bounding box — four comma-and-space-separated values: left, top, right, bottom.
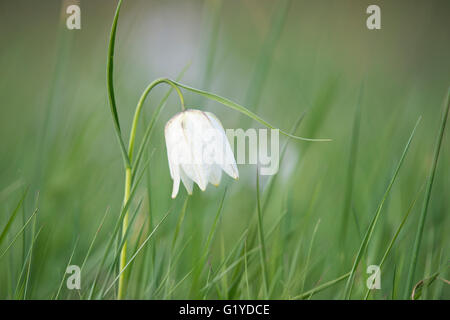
343, 116, 421, 299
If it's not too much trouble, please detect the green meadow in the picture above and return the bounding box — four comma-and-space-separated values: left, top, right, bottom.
0, 0, 448, 299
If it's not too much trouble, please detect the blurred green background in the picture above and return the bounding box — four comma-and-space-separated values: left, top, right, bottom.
0, 0, 448, 299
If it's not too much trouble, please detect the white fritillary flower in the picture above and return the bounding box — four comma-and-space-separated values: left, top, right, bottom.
165, 109, 239, 198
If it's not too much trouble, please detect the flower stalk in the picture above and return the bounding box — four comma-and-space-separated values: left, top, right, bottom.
106, 0, 329, 300
118, 167, 131, 299
118, 80, 185, 299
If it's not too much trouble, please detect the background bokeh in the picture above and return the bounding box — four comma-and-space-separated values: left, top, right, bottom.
0, 0, 448, 299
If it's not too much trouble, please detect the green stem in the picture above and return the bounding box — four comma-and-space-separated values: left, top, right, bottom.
117, 79, 184, 299
118, 167, 131, 299
130, 65, 190, 183
128, 78, 185, 162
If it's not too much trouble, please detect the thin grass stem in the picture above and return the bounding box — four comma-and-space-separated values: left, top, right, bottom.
256, 168, 269, 298
404, 89, 450, 298
343, 116, 421, 299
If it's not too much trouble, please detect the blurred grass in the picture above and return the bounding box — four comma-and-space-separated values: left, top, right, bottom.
0, 0, 449, 299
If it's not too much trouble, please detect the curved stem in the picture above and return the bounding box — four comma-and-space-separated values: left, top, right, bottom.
118, 78, 184, 299
130, 65, 191, 183
128, 78, 185, 162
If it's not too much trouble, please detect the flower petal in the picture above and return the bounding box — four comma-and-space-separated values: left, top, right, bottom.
180, 167, 193, 195
165, 109, 240, 198
204, 112, 239, 180
208, 164, 222, 186
180, 112, 209, 190
165, 113, 185, 198
181, 164, 208, 191
171, 168, 181, 198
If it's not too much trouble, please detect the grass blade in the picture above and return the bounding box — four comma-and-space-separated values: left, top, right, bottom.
189, 189, 227, 297
97, 199, 145, 298
106, 0, 130, 169
54, 238, 79, 300
364, 183, 424, 299
23, 215, 38, 299
0, 208, 37, 260
0, 189, 28, 247
256, 168, 269, 298
292, 272, 351, 300
340, 82, 364, 243
244, 0, 291, 111
13, 225, 42, 299
405, 89, 450, 298
200, 0, 222, 93
80, 207, 110, 272
102, 210, 170, 297
172, 80, 331, 142
87, 159, 148, 299
343, 116, 421, 299
171, 197, 189, 250
300, 219, 321, 292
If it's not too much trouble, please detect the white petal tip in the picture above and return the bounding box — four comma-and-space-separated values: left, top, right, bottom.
171, 182, 180, 199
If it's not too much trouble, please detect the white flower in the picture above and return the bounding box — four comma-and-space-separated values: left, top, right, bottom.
165, 109, 239, 198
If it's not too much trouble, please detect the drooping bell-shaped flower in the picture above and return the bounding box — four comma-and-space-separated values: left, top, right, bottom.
165, 109, 239, 198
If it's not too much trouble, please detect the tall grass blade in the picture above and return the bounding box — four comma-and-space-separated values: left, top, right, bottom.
0, 189, 28, 247
54, 238, 79, 300
23, 215, 37, 299
88, 160, 148, 299
13, 225, 42, 299
97, 199, 144, 297
244, 0, 291, 111
106, 0, 130, 169
405, 89, 450, 298
300, 219, 321, 292
201, 229, 249, 292
227, 112, 305, 297
80, 208, 110, 272
364, 183, 424, 299
256, 168, 269, 298
171, 197, 189, 250
0, 208, 37, 260
202, 247, 260, 292
343, 116, 421, 299
189, 189, 227, 297
103, 210, 170, 297
200, 0, 222, 92
340, 82, 363, 243
152, 235, 193, 298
